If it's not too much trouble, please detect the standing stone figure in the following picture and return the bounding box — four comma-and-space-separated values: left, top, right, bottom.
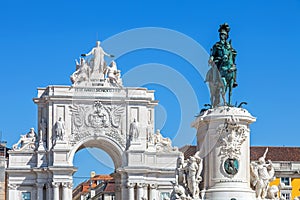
207, 23, 237, 106
186, 156, 202, 199
250, 148, 276, 199
39, 118, 47, 142
176, 154, 187, 186
171, 153, 203, 200
81, 41, 114, 77
129, 119, 139, 141
55, 117, 65, 141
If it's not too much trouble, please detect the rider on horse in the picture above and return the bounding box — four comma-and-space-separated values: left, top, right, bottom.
206, 23, 238, 107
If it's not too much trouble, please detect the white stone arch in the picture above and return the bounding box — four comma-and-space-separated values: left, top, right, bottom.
7, 83, 180, 200
68, 134, 125, 169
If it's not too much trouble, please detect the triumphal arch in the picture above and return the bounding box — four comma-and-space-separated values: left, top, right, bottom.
6, 41, 181, 200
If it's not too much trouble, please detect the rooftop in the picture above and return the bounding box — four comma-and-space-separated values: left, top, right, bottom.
180, 145, 300, 162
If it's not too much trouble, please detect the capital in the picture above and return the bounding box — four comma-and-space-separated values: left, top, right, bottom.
36, 183, 44, 188
52, 182, 60, 188
8, 184, 18, 190
137, 182, 146, 188
149, 183, 158, 189
127, 182, 136, 188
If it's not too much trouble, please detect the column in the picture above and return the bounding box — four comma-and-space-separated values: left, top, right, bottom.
46, 183, 52, 200
137, 183, 144, 200
67, 182, 73, 200
149, 184, 158, 200
52, 182, 60, 200
62, 182, 69, 200
127, 182, 135, 200
121, 182, 128, 199
8, 184, 18, 200
115, 185, 121, 200
143, 184, 148, 199
36, 183, 44, 200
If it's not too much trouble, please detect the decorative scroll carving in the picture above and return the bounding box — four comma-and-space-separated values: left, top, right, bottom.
52, 182, 60, 188
127, 182, 136, 188
62, 182, 73, 189
149, 183, 158, 189
217, 116, 248, 160
69, 101, 125, 147
8, 184, 18, 190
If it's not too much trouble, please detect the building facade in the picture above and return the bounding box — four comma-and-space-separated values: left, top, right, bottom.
72, 174, 114, 200
0, 142, 8, 200
250, 146, 300, 200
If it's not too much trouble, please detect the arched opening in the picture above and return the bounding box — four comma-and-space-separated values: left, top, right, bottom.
73, 148, 114, 186
69, 136, 125, 200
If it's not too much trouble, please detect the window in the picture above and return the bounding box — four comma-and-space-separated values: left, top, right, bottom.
160, 192, 170, 200
21, 192, 31, 200
281, 192, 290, 200
280, 177, 291, 186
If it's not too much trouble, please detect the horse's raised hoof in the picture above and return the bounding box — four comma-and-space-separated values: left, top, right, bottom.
233, 83, 238, 88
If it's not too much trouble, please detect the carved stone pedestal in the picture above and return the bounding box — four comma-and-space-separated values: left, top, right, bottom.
192, 106, 256, 200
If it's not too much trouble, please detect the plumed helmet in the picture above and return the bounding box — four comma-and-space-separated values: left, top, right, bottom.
218, 23, 230, 35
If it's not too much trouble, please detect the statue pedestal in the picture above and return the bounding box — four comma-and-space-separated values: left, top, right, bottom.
52, 140, 70, 166
192, 106, 256, 200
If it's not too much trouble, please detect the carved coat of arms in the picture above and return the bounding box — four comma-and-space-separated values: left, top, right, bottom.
69, 101, 125, 147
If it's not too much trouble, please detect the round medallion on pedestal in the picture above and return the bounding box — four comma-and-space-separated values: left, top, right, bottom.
224, 158, 239, 175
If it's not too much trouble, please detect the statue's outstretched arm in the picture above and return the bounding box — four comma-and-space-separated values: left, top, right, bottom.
263, 148, 269, 160
85, 48, 95, 57
103, 50, 114, 57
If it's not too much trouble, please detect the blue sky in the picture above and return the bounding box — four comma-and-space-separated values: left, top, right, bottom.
1, 0, 300, 186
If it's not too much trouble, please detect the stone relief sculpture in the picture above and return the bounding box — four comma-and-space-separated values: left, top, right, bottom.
12, 128, 37, 151
54, 117, 65, 141
171, 152, 203, 200
69, 101, 125, 147
207, 23, 238, 107
217, 116, 247, 176
250, 148, 276, 199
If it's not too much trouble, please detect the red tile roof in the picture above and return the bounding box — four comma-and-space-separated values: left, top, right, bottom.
179, 145, 197, 160
74, 174, 114, 194
91, 174, 113, 181
104, 181, 115, 193
179, 145, 300, 162
250, 146, 300, 162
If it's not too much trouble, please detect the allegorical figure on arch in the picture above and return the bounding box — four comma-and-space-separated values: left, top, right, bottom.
81, 40, 114, 78
206, 23, 238, 107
